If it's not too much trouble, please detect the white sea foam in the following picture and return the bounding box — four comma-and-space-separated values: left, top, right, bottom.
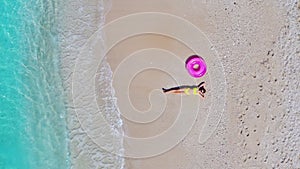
60, 0, 124, 168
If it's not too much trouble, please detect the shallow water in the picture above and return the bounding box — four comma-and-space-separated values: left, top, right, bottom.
0, 0, 69, 168
57, 0, 125, 168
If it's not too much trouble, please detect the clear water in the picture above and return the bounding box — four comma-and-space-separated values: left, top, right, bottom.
0, 0, 69, 168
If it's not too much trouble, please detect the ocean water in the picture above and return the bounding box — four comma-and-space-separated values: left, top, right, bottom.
0, 0, 69, 168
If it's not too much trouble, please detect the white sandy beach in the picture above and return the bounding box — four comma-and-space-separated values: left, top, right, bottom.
61, 0, 300, 168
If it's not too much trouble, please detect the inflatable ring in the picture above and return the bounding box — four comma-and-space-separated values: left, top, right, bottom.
185, 55, 207, 78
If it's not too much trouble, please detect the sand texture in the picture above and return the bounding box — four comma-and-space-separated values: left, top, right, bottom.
105, 0, 300, 168
60, 0, 299, 168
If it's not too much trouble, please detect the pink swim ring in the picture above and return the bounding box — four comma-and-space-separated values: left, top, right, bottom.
185, 55, 207, 78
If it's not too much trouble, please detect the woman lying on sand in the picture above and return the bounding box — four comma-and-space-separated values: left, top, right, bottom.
162, 82, 206, 97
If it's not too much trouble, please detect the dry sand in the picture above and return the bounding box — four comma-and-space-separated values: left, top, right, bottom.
105, 0, 299, 168
61, 0, 300, 168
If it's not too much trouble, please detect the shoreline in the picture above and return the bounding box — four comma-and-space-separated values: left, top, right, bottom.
60, 0, 125, 168
58, 0, 299, 168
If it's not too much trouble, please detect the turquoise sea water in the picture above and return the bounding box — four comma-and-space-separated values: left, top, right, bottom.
0, 0, 69, 168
